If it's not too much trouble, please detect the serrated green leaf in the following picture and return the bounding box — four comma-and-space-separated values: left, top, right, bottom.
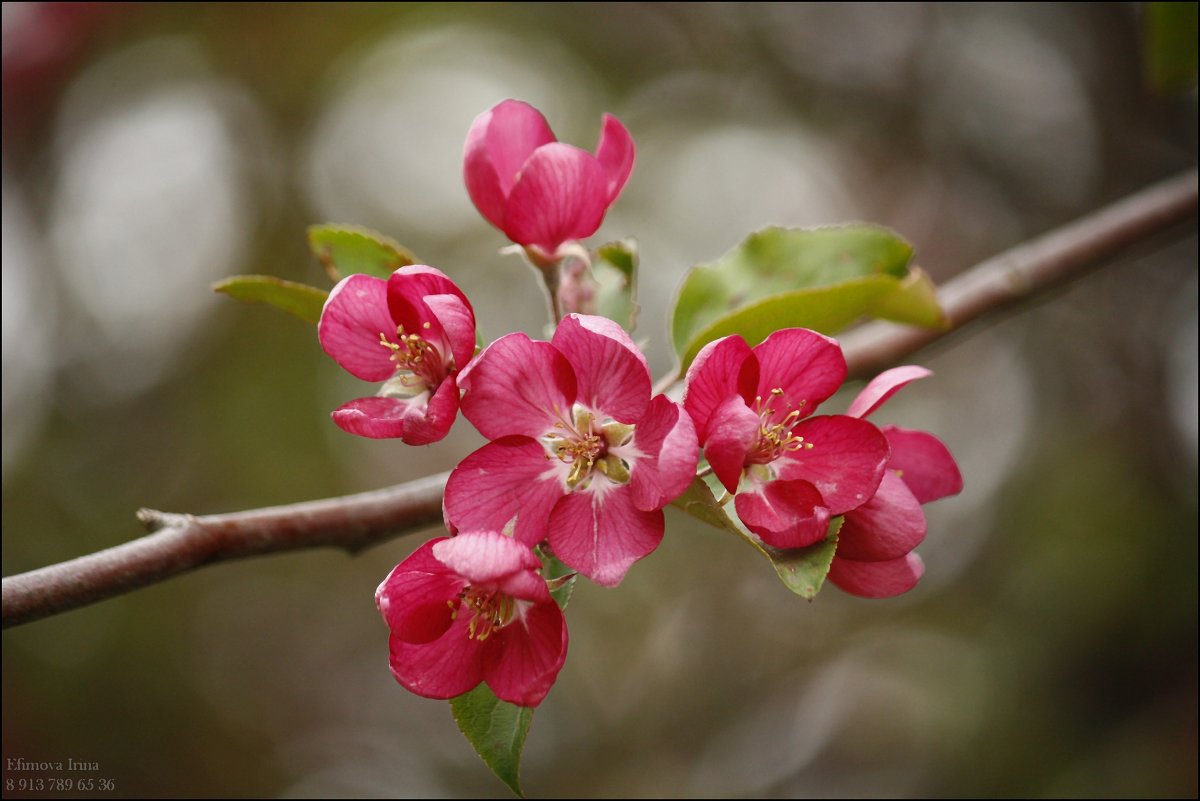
671, 225, 913, 350
670, 224, 952, 371
594, 238, 639, 332
1145, 1, 1198, 93
670, 475, 842, 600
307, 223, 416, 282
212, 275, 328, 323
450, 686, 533, 798
677, 276, 899, 371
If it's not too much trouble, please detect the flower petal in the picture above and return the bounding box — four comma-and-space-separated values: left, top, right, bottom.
682, 335, 757, 435
376, 539, 465, 644
837, 471, 926, 561
443, 437, 566, 547
734, 479, 831, 549
828, 552, 925, 599
458, 333, 577, 440
386, 266, 470, 355
502, 142, 607, 252
595, 113, 635, 204
846, 365, 932, 419
423, 293, 477, 370
551, 314, 649, 423
548, 485, 664, 587
703, 396, 759, 494
775, 415, 889, 514
883, 426, 963, 504
388, 614, 486, 700
318, 274, 399, 382
626, 395, 699, 512
432, 531, 541, 586
464, 99, 556, 229
331, 378, 458, 444
752, 328, 847, 420
484, 594, 568, 707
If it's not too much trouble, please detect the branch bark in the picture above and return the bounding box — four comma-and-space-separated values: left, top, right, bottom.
3, 169, 1196, 629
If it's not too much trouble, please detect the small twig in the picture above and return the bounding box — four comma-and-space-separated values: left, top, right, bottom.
2, 169, 1195, 629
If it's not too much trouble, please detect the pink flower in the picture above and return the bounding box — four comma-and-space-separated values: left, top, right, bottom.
318, 265, 476, 444
376, 531, 568, 707
463, 99, 635, 258
443, 314, 698, 587
827, 367, 963, 598
683, 329, 890, 550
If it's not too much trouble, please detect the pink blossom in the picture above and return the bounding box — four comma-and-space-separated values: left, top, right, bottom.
376, 531, 568, 707
318, 265, 476, 444
443, 314, 698, 587
463, 99, 635, 258
683, 329, 890, 550
828, 367, 963, 598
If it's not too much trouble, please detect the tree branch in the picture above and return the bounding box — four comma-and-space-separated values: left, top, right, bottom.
3, 169, 1196, 629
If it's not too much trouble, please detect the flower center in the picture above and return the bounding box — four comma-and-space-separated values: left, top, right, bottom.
449, 586, 516, 641
544, 404, 635, 489
749, 387, 813, 464
377, 323, 445, 391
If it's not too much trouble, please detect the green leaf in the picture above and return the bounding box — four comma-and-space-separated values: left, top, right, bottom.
670, 475, 842, 600
1145, 1, 1198, 93
865, 266, 948, 329
307, 224, 416, 282
594, 238, 640, 332
676, 276, 899, 371
450, 686, 534, 798
670, 224, 951, 371
212, 275, 328, 323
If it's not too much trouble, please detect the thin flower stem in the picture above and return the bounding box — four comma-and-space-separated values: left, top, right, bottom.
2, 168, 1196, 629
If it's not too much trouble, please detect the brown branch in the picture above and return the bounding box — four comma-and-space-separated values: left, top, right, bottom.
3, 169, 1196, 629
2, 472, 448, 628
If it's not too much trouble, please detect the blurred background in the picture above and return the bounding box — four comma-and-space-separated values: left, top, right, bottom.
3, 3, 1196, 797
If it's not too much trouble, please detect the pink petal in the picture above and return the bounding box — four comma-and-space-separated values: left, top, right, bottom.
683, 335, 758, 436
627, 395, 699, 512
388, 613, 486, 700
432, 531, 541, 585
548, 485, 664, 587
388, 265, 472, 308
703, 396, 759, 494
836, 471, 926, 561
883, 426, 963, 504
376, 539, 465, 643
423, 293, 476, 370
502, 142, 607, 252
318, 274, 400, 382
464, 100, 557, 229
775, 415, 889, 514
846, 365, 932, 419
551, 314, 649, 423
484, 595, 568, 707
331, 377, 459, 444
752, 328, 847, 420
734, 479, 831, 549
458, 333, 577, 440
595, 113, 635, 204
443, 437, 566, 547
385, 267, 475, 365
828, 552, 925, 599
